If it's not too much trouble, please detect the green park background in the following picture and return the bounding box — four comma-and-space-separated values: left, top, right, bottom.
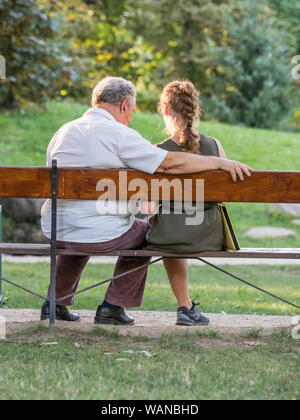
0, 0, 299, 400
0, 0, 299, 311
0, 0, 300, 314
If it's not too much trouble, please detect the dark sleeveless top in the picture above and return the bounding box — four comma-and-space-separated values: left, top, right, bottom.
145, 134, 225, 253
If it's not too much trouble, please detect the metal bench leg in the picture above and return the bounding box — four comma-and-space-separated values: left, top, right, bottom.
49, 160, 57, 327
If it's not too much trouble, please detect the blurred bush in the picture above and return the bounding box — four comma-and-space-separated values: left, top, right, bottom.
288, 109, 300, 130
0, 0, 299, 129
136, 92, 159, 113
202, 0, 295, 129
0, 0, 72, 108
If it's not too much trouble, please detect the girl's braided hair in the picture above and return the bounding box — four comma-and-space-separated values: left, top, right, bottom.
158, 80, 203, 154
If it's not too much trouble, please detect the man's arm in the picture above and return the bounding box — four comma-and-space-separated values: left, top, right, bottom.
156, 151, 252, 182
214, 138, 227, 159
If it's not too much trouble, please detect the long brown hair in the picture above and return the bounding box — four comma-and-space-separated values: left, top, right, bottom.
158, 80, 202, 154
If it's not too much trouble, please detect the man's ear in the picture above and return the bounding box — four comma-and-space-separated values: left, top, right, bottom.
120, 98, 129, 113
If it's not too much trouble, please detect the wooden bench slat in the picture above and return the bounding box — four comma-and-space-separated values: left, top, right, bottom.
0, 243, 300, 259
0, 167, 299, 203
0, 167, 52, 198
0, 243, 51, 255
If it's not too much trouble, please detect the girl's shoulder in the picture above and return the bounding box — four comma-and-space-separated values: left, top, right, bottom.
156, 138, 183, 152
156, 134, 219, 156
199, 133, 219, 157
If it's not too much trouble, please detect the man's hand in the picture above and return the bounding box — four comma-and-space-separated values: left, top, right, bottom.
218, 158, 253, 182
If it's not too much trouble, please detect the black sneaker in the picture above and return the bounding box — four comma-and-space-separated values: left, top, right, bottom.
176, 301, 209, 326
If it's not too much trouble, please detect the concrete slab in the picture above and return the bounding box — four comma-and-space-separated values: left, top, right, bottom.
243, 227, 296, 239
0, 309, 297, 338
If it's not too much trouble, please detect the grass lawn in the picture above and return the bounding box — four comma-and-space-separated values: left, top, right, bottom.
1, 261, 299, 400
0, 326, 299, 400
1, 101, 299, 170
0, 101, 300, 248
0, 260, 299, 400
1, 262, 300, 316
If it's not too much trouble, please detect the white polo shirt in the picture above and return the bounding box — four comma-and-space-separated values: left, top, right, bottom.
41, 108, 167, 243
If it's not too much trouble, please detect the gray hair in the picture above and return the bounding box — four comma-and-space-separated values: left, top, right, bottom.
91, 77, 136, 106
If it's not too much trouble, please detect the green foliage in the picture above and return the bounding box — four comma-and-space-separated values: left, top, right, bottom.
128, 0, 228, 92
203, 0, 294, 128
0, 0, 71, 108
1, 214, 17, 242
267, 0, 300, 130
128, 0, 296, 128
268, 0, 300, 51
0, 0, 299, 128
58, 0, 163, 100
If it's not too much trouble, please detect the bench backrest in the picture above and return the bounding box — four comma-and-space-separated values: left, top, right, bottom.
0, 166, 299, 203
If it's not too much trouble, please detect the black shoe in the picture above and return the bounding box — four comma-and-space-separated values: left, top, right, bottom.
41, 301, 80, 322
176, 301, 209, 326
94, 305, 135, 325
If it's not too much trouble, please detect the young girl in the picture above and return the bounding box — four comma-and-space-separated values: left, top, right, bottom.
146, 80, 228, 326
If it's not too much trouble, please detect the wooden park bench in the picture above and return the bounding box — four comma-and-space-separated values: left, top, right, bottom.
0, 161, 299, 325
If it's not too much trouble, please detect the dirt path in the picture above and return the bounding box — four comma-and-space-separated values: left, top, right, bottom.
0, 309, 297, 338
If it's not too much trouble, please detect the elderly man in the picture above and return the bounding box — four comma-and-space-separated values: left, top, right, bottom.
40, 76, 252, 325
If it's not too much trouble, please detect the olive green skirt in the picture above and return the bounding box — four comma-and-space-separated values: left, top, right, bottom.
145, 204, 225, 254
